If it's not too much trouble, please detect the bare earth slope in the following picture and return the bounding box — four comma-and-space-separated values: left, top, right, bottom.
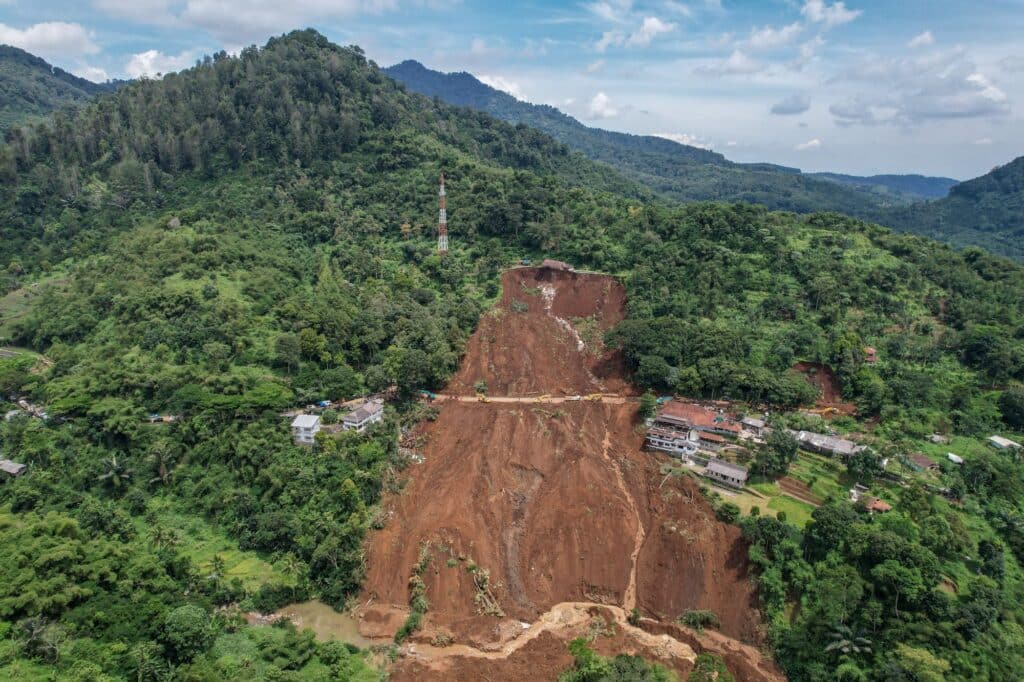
359, 267, 781, 681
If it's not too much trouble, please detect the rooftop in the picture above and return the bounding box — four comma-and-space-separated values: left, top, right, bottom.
865, 497, 892, 513
705, 459, 749, 480
658, 401, 740, 433
344, 401, 384, 423
909, 453, 937, 469
291, 414, 321, 428
794, 430, 862, 455
0, 459, 27, 475
989, 435, 1022, 448
741, 416, 767, 429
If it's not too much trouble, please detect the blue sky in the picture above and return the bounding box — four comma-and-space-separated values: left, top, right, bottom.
1, 1, 1022, 178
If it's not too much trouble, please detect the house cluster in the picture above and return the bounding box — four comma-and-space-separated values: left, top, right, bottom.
644, 401, 750, 489
290, 398, 384, 445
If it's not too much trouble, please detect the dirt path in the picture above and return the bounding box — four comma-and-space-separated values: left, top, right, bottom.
405, 601, 695, 663
435, 394, 629, 404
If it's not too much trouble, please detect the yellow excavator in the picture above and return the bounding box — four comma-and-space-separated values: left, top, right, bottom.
476, 393, 491, 403
585, 393, 603, 402
535, 394, 551, 404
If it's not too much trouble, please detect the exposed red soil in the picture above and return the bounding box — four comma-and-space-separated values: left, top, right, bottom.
792, 361, 857, 416
447, 268, 634, 396
359, 267, 779, 681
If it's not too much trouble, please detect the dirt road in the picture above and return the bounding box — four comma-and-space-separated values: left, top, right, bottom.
359, 268, 779, 681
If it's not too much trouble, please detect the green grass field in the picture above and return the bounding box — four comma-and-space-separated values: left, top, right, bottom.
139, 499, 289, 590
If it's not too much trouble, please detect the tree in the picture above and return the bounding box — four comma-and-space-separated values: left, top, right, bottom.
824, 623, 872, 657
846, 449, 881, 484
147, 439, 178, 486
717, 502, 741, 524
753, 429, 799, 480
275, 333, 301, 374
638, 390, 657, 420
890, 644, 951, 682
97, 455, 132, 491
161, 605, 214, 663
999, 387, 1024, 429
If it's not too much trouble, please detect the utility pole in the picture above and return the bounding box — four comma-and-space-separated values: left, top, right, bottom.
437, 172, 448, 255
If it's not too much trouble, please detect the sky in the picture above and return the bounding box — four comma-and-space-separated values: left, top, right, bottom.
1, 1, 1023, 179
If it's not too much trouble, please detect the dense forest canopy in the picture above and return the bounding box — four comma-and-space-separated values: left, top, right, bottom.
1, 29, 1023, 681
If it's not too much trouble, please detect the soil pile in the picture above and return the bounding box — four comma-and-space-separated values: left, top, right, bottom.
359, 267, 779, 681
792, 361, 857, 416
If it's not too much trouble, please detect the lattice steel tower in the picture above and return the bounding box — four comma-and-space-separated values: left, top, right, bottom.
437, 172, 449, 255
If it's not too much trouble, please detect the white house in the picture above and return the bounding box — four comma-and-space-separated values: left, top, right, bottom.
342, 400, 384, 433
645, 425, 698, 458
291, 414, 321, 445
988, 435, 1022, 450
702, 459, 749, 489
946, 453, 964, 465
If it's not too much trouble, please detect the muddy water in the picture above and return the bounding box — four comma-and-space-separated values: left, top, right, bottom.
272, 600, 377, 648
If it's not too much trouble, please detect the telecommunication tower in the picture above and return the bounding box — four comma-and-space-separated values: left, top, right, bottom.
437, 172, 448, 255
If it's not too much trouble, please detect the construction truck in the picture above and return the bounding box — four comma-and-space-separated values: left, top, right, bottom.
476, 393, 491, 403
417, 390, 438, 401
585, 393, 603, 402
535, 394, 551, 404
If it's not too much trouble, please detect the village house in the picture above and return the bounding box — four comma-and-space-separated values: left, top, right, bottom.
696, 431, 728, 451
947, 453, 964, 465
644, 425, 698, 457
928, 433, 949, 444
0, 459, 27, 478
863, 346, 878, 363
702, 459, 749, 489
908, 453, 939, 472
291, 413, 321, 445
988, 435, 1022, 451
740, 416, 769, 436
342, 400, 384, 433
792, 430, 864, 458
654, 401, 740, 437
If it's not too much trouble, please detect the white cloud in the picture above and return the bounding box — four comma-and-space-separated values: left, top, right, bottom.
586, 0, 633, 23
771, 93, 811, 115
477, 74, 524, 100
664, 1, 692, 17
790, 35, 825, 70
795, 138, 822, 150
999, 55, 1024, 73
180, 0, 397, 43
801, 0, 861, 29
907, 30, 934, 49
830, 47, 1011, 125
586, 59, 606, 73
654, 132, 712, 149
974, 137, 993, 145
0, 22, 99, 58
694, 49, 763, 76
587, 91, 618, 118
126, 49, 198, 78
595, 30, 623, 52
73, 65, 110, 82
626, 16, 675, 47
747, 22, 802, 50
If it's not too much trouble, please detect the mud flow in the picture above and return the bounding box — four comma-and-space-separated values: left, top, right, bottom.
359, 268, 784, 681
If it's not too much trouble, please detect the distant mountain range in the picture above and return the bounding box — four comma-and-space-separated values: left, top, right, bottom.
385, 60, 1024, 260
0, 45, 123, 132
385, 60, 956, 211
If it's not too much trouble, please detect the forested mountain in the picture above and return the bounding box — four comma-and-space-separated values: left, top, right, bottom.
0, 45, 122, 132
809, 171, 959, 200
2, 29, 1024, 681
384, 60, 949, 212
881, 157, 1024, 260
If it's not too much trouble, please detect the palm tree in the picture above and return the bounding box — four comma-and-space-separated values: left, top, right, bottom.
825, 624, 872, 657
207, 554, 227, 584
149, 524, 181, 552
97, 455, 132, 490
147, 440, 177, 486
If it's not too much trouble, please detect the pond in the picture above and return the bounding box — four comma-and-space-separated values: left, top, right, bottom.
270, 600, 377, 649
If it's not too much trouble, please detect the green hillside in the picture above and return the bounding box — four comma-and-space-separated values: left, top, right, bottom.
2, 30, 1024, 681
0, 44, 121, 132
882, 157, 1024, 260
383, 60, 958, 212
